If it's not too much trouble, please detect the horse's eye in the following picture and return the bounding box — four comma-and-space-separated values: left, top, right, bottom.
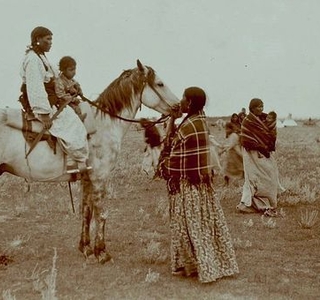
157, 82, 164, 87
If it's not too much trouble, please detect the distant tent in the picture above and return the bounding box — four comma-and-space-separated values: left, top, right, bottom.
282, 113, 297, 127
277, 119, 284, 128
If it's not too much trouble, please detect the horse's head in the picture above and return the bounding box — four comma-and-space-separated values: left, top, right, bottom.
95, 60, 179, 119
136, 60, 179, 115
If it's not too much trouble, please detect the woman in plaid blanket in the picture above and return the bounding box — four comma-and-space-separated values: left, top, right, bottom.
157, 87, 239, 283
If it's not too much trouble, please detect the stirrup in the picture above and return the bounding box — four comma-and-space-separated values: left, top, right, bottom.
66, 162, 92, 174
78, 162, 92, 173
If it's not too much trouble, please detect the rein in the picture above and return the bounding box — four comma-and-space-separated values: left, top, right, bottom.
80, 78, 171, 125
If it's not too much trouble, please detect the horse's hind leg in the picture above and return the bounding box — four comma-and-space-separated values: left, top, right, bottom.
79, 174, 94, 258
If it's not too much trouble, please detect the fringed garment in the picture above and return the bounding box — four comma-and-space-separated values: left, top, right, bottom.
161, 111, 239, 283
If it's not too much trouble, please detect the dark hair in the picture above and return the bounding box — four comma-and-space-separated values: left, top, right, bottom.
31, 26, 52, 46
249, 98, 263, 113
59, 56, 77, 71
26, 26, 53, 54
268, 111, 277, 119
184, 86, 206, 113
231, 113, 238, 119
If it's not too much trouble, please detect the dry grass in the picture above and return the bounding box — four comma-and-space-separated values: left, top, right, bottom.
0, 122, 320, 299
2, 289, 16, 300
299, 208, 319, 229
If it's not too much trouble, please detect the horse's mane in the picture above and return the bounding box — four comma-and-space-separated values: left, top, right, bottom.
95, 66, 156, 117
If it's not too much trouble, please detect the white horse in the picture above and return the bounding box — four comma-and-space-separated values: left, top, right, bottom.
0, 60, 179, 263
214, 118, 226, 131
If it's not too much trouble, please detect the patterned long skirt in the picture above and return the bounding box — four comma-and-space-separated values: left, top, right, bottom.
169, 181, 239, 283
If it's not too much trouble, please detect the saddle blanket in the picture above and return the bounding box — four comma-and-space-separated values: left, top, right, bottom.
5, 101, 97, 135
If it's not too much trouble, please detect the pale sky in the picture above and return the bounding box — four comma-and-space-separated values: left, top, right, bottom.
0, 0, 320, 119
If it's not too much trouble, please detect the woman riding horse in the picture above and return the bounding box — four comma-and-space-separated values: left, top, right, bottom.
20, 26, 90, 173
1, 35, 179, 263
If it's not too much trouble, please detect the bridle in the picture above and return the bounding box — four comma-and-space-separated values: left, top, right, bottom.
81, 74, 173, 125
138, 75, 173, 112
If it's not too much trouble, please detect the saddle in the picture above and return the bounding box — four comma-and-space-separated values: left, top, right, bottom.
5, 103, 97, 153
6, 108, 57, 153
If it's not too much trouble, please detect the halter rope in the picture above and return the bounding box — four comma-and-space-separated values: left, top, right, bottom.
80, 77, 171, 125
81, 94, 170, 126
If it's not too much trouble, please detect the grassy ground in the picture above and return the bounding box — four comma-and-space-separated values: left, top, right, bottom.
0, 122, 319, 300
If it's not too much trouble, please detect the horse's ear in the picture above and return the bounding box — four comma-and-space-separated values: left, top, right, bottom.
137, 59, 145, 73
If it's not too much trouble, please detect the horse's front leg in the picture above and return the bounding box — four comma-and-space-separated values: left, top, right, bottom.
92, 186, 112, 264
78, 173, 94, 258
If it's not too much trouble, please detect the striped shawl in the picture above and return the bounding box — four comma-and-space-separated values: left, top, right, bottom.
240, 112, 275, 152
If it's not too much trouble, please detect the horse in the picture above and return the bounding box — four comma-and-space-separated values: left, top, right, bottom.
0, 60, 179, 263
214, 118, 226, 131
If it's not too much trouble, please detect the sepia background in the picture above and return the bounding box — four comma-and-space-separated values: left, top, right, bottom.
0, 0, 319, 119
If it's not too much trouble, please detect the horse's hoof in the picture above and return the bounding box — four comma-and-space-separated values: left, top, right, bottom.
96, 251, 112, 264
79, 244, 94, 258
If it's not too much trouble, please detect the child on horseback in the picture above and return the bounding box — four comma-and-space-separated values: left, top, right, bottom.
55, 56, 87, 121
20, 26, 91, 173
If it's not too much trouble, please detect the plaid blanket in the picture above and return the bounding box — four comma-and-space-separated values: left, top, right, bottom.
161, 112, 212, 188
240, 112, 275, 152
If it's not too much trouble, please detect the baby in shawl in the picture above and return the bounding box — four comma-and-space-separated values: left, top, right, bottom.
265, 111, 277, 151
